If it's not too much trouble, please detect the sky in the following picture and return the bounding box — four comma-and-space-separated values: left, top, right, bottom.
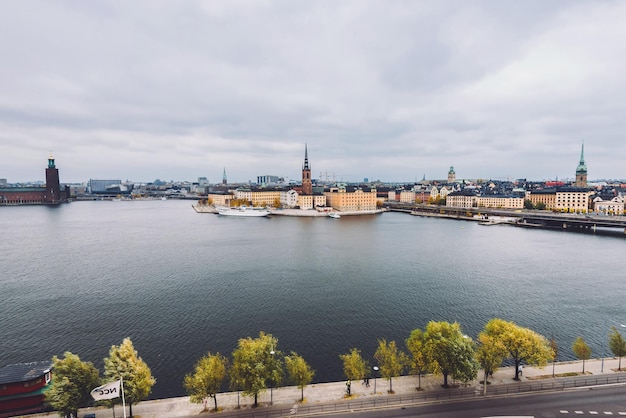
1, 1, 625, 184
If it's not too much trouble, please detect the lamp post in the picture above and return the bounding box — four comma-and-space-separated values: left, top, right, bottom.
269, 349, 275, 405
373, 366, 379, 394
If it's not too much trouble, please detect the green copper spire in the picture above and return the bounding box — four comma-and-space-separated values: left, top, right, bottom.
576, 143, 587, 174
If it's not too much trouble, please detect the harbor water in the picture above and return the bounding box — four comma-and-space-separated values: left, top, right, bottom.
1, 200, 624, 399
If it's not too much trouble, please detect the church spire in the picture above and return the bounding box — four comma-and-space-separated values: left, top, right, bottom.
222, 167, 227, 185
303, 143, 310, 170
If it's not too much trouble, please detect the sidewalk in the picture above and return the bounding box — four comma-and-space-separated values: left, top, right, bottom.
25, 358, 626, 418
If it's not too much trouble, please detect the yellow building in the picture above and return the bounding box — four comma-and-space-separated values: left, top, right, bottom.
297, 194, 327, 210
207, 192, 233, 206
529, 188, 592, 212
476, 195, 524, 209
324, 186, 377, 212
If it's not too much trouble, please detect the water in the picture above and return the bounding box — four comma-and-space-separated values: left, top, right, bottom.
1, 200, 624, 399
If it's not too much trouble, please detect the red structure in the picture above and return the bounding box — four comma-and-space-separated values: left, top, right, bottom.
0, 155, 70, 205
0, 361, 53, 418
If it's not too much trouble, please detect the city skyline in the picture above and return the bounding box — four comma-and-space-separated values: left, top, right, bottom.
1, 1, 626, 183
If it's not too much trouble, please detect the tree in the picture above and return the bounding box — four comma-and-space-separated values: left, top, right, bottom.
572, 337, 591, 373
230, 331, 282, 407
45, 352, 100, 418
406, 329, 429, 390
339, 348, 367, 396
104, 338, 156, 418
373, 339, 406, 393
609, 326, 626, 370
285, 352, 315, 402
483, 318, 553, 380
475, 333, 507, 395
183, 352, 228, 412
549, 335, 559, 377
423, 321, 478, 388
523, 199, 534, 210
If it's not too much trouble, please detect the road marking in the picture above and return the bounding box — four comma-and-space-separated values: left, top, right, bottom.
604, 413, 614, 415
575, 412, 584, 415
589, 412, 598, 415
560, 411, 568, 414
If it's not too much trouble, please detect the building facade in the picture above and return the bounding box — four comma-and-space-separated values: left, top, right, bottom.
0, 156, 69, 205
324, 186, 377, 211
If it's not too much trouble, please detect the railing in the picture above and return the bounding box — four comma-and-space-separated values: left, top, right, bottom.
222, 374, 626, 417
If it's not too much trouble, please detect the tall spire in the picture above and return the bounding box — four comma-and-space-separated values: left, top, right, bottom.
302, 143, 312, 195
579, 143, 585, 165
303, 143, 310, 170
222, 167, 227, 185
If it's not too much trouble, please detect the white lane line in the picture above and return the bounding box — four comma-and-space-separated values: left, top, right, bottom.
589, 412, 598, 415
560, 411, 568, 414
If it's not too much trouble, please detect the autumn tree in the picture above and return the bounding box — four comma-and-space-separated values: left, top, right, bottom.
475, 333, 507, 395
45, 352, 100, 418
572, 337, 591, 373
285, 352, 315, 402
373, 339, 406, 393
424, 321, 478, 388
104, 338, 156, 418
339, 348, 367, 396
406, 328, 429, 390
230, 331, 282, 407
483, 318, 553, 380
184, 352, 228, 412
609, 326, 626, 370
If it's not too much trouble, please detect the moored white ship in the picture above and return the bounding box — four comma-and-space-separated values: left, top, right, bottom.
217, 206, 270, 217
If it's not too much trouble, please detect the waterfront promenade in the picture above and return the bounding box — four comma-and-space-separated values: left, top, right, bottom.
25, 358, 626, 418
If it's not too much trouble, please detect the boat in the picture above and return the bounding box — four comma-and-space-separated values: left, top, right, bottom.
328, 212, 341, 219
218, 206, 270, 217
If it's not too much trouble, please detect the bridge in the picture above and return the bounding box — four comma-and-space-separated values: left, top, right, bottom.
386, 203, 626, 235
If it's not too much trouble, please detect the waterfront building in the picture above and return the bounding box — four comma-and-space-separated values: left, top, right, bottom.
324, 185, 377, 211
529, 187, 593, 212
0, 361, 52, 417
446, 189, 476, 208
593, 195, 625, 215
0, 156, 69, 205
476, 194, 524, 209
574, 143, 588, 188
207, 192, 232, 206
280, 189, 299, 208
399, 189, 416, 203
297, 193, 327, 210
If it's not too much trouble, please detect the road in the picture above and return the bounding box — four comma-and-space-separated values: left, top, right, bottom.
322, 384, 626, 418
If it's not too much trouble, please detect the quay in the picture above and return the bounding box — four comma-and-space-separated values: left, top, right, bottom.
25, 358, 626, 418
388, 203, 626, 235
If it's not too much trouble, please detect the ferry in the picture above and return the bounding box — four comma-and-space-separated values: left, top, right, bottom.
217, 206, 270, 217
328, 212, 341, 219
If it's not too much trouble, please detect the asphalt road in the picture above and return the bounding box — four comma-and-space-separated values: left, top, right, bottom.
321, 384, 626, 418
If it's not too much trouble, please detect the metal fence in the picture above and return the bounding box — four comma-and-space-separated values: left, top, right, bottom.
223, 374, 626, 417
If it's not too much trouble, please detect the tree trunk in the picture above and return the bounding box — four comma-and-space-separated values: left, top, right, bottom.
301, 386, 304, 402
442, 372, 449, 388
254, 393, 258, 407
483, 371, 488, 396
418, 372, 421, 389
582, 358, 585, 373
213, 395, 217, 412
129, 403, 133, 418
514, 360, 521, 380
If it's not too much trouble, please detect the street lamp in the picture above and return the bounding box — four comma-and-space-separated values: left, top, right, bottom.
372, 366, 379, 394
269, 350, 275, 405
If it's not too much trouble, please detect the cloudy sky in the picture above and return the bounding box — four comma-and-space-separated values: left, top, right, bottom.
1, 1, 625, 184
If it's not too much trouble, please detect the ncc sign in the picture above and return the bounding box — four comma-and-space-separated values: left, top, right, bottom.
90, 380, 121, 401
